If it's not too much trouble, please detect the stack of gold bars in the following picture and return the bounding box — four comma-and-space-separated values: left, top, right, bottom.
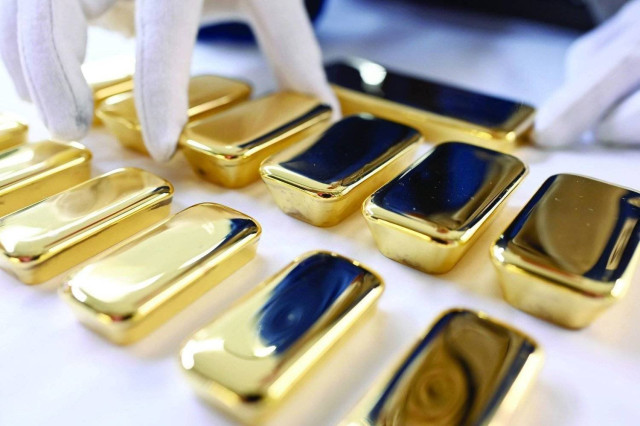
0, 57, 638, 425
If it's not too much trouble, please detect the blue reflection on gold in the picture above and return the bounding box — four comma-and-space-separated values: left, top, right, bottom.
258, 252, 364, 353
279, 115, 419, 185
364, 310, 537, 425
326, 60, 527, 128
371, 142, 525, 231
496, 174, 640, 283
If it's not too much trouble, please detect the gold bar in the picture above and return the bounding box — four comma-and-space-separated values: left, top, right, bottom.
261, 115, 421, 227
341, 309, 542, 426
491, 174, 640, 329
0, 168, 173, 284
83, 56, 135, 122
0, 113, 28, 150
61, 203, 261, 344
97, 75, 251, 154
180, 91, 332, 188
0, 141, 92, 218
179, 251, 384, 423
364, 142, 527, 273
325, 58, 535, 151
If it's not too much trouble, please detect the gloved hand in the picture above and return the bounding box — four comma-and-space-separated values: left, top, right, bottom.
0, 0, 339, 162
535, 0, 640, 147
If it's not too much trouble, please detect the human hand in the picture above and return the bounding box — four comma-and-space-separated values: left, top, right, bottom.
0, 0, 339, 161
535, 0, 640, 147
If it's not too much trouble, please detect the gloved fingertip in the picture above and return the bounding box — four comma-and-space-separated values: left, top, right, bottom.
141, 121, 182, 163
47, 104, 93, 141
533, 121, 577, 148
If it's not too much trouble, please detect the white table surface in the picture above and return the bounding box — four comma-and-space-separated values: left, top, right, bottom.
1, 1, 639, 425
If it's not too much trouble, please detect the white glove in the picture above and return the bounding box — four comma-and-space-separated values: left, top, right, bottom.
0, 0, 339, 162
535, 0, 640, 147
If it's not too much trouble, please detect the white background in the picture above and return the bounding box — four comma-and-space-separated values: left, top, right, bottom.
1, 0, 639, 425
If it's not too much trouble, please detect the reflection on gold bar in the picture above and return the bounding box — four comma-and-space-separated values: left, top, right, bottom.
83, 56, 135, 122
179, 251, 383, 423
61, 203, 261, 344
0, 113, 28, 150
0, 141, 91, 218
261, 115, 421, 227
180, 92, 332, 188
364, 142, 527, 273
341, 309, 542, 426
97, 75, 251, 154
0, 168, 173, 284
491, 174, 640, 329
325, 58, 535, 151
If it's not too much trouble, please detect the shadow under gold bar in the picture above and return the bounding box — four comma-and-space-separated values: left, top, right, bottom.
179, 251, 384, 423
97, 75, 251, 154
180, 92, 332, 188
341, 309, 542, 426
61, 203, 261, 344
0, 141, 92, 218
261, 115, 421, 227
0, 113, 28, 150
0, 168, 173, 284
491, 174, 640, 329
325, 58, 535, 151
363, 142, 527, 273
83, 56, 135, 123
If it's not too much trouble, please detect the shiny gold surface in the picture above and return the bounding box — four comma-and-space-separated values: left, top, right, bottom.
342, 309, 542, 426
326, 58, 535, 152
83, 56, 135, 122
61, 203, 261, 344
179, 251, 384, 423
261, 115, 421, 227
364, 142, 527, 273
180, 91, 332, 188
491, 174, 640, 328
0, 140, 91, 218
97, 75, 251, 154
0, 113, 28, 150
0, 168, 173, 284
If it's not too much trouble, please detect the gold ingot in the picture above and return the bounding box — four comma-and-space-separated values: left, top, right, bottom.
0, 168, 173, 284
325, 58, 535, 151
179, 251, 384, 423
61, 203, 261, 344
180, 91, 332, 188
341, 309, 542, 426
0, 141, 91, 218
363, 142, 527, 273
0, 113, 28, 150
83, 56, 135, 122
261, 114, 421, 227
97, 75, 251, 154
491, 174, 640, 329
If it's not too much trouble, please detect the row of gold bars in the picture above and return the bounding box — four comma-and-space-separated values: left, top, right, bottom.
0, 56, 638, 425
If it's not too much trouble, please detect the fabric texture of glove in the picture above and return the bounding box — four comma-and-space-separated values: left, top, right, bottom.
0, 0, 339, 161
535, 0, 640, 147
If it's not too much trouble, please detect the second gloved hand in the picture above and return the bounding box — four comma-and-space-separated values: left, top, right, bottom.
0, 0, 339, 161
535, 0, 640, 147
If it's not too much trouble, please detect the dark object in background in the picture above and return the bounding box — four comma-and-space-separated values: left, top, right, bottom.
198, 0, 327, 42
424, 0, 597, 30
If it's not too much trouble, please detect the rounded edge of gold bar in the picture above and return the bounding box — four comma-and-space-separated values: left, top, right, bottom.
0, 167, 174, 285
362, 143, 528, 274
178, 249, 385, 423
0, 140, 93, 218
97, 75, 253, 154
340, 308, 543, 426
260, 117, 422, 227
180, 93, 332, 188
332, 85, 535, 152
60, 202, 262, 345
